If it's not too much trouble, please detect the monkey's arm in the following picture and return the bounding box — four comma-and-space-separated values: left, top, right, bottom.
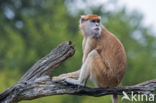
52, 70, 80, 81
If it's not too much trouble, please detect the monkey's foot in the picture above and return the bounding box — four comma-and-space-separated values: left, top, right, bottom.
63, 78, 85, 87
52, 77, 67, 82
53, 77, 85, 87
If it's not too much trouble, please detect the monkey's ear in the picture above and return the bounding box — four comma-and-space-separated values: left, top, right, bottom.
80, 15, 86, 23
81, 15, 85, 19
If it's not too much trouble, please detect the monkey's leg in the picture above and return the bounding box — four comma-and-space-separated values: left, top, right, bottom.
62, 50, 98, 86
52, 70, 80, 82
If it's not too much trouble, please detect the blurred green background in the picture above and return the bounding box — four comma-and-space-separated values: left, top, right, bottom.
0, 0, 155, 103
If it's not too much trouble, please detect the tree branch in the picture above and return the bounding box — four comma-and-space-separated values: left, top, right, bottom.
0, 41, 155, 103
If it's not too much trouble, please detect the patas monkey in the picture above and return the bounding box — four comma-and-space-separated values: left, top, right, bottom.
53, 15, 127, 103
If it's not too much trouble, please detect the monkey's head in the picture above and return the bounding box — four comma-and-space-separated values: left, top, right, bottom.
79, 15, 102, 37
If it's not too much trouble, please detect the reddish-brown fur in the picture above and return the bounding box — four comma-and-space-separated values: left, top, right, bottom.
82, 15, 101, 21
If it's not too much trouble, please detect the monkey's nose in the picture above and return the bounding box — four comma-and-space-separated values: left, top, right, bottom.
96, 23, 99, 26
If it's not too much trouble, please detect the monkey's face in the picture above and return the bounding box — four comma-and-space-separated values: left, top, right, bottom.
85, 19, 102, 37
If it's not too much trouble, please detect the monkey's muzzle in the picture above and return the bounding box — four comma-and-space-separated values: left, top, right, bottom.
94, 28, 100, 31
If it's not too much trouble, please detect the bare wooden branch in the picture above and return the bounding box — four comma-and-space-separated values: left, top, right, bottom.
0, 41, 155, 103
0, 41, 75, 103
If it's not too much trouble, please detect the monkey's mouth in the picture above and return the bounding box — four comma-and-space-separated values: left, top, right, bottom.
94, 28, 100, 31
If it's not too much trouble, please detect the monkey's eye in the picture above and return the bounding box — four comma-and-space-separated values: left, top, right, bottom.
91, 20, 100, 23
96, 20, 100, 23
91, 20, 96, 23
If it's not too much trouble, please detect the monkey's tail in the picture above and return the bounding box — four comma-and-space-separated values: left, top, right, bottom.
112, 94, 118, 103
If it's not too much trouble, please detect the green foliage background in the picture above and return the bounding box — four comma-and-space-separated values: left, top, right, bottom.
0, 0, 155, 103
